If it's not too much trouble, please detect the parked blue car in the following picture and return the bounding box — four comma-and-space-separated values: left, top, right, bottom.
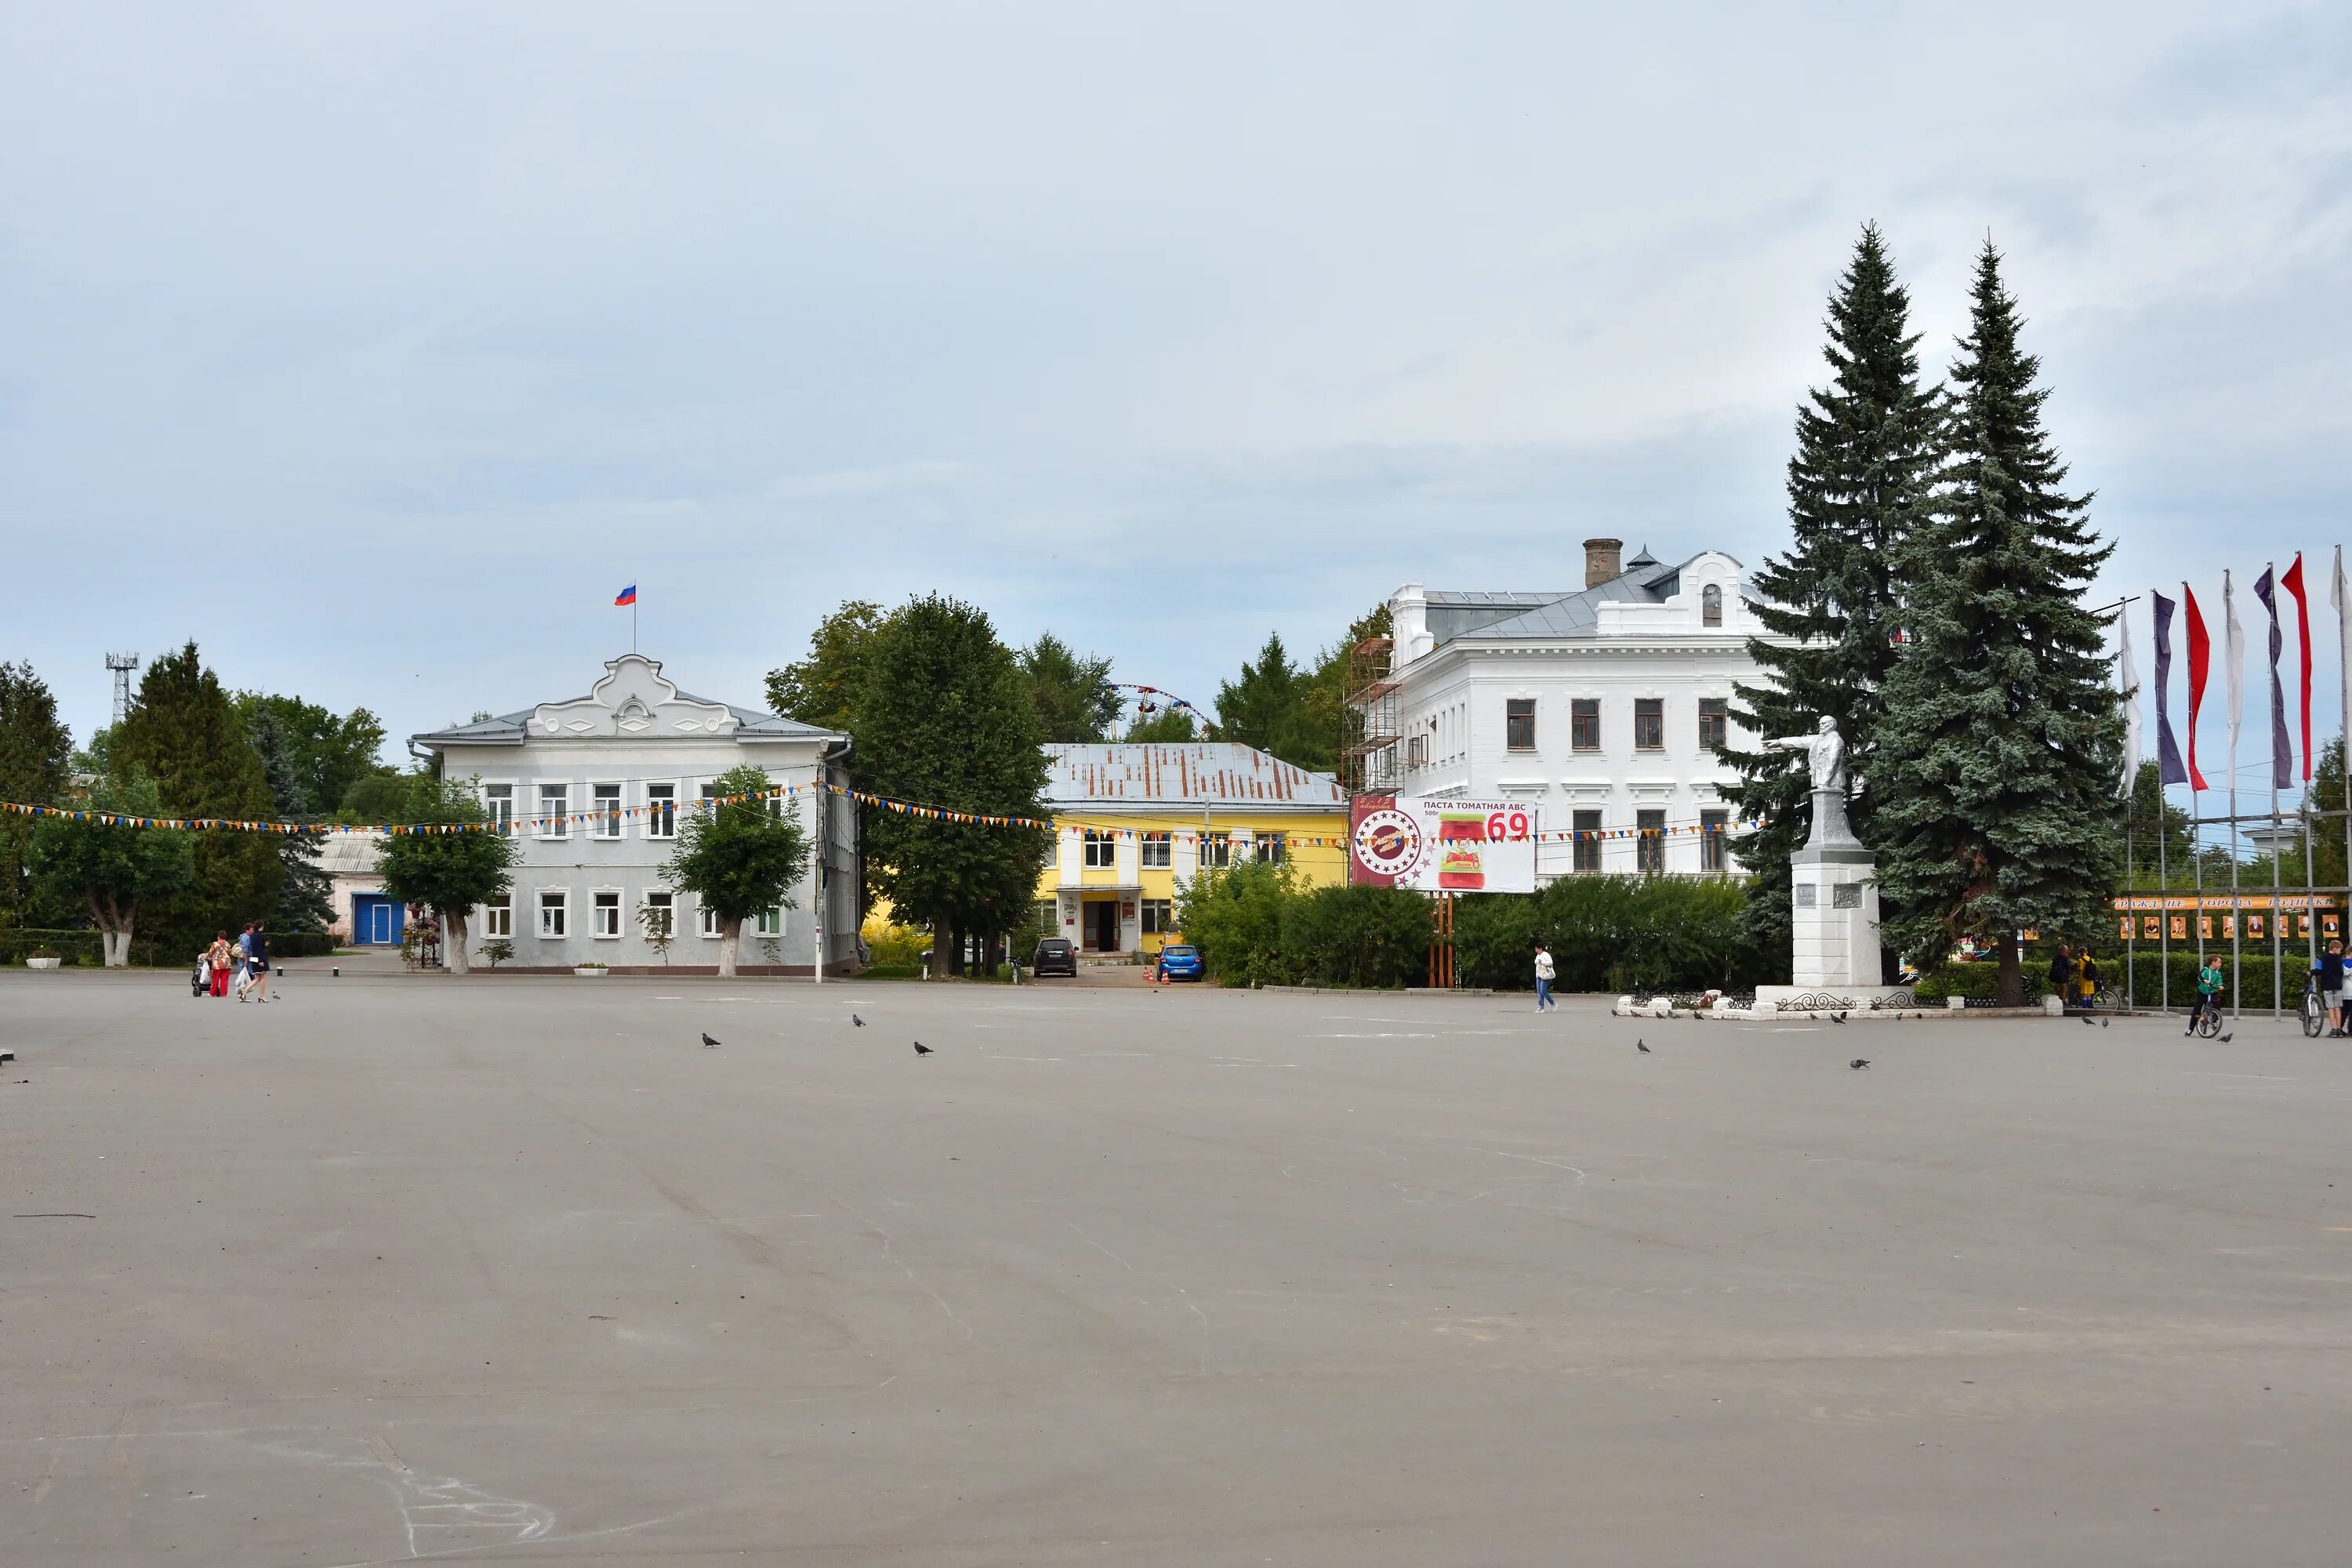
1156, 943, 1205, 982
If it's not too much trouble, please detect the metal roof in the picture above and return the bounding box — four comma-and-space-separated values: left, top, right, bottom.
1044, 744, 1344, 810
1423, 552, 1740, 645
412, 693, 840, 746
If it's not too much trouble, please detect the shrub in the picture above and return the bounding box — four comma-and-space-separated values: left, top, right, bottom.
1177, 860, 1299, 987
1280, 883, 1430, 989
1457, 876, 1762, 993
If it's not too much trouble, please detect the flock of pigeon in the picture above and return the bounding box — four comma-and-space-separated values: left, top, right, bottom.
699, 1013, 934, 1057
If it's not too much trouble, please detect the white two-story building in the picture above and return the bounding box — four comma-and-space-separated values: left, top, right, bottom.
1370, 539, 1777, 881
409, 654, 859, 974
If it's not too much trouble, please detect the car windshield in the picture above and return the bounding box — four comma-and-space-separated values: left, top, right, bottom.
1039, 940, 1069, 951
1165, 946, 1196, 957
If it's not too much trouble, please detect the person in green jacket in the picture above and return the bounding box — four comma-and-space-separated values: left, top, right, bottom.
2186, 956, 2225, 1036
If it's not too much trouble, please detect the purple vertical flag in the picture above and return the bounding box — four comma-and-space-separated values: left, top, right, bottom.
2253, 566, 2292, 788
2151, 592, 2187, 786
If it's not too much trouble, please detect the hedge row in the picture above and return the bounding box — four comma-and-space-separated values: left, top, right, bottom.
1454, 875, 1767, 994
1176, 864, 1431, 989
1, 927, 339, 967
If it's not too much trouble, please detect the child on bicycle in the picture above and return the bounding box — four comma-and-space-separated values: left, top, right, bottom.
2186, 956, 2224, 1036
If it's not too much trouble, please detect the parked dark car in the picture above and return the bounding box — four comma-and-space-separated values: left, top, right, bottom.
1156, 943, 1205, 982
1030, 938, 1077, 978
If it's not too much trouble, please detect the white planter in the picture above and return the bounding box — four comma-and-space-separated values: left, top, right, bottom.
26, 956, 62, 970
573, 966, 609, 978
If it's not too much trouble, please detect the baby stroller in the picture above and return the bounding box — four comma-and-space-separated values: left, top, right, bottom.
191, 951, 210, 998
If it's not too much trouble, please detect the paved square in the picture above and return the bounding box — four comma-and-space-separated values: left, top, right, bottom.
5, 972, 2350, 1564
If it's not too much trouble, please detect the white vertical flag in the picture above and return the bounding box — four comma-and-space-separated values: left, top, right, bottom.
2224, 568, 2245, 782
2118, 607, 2141, 792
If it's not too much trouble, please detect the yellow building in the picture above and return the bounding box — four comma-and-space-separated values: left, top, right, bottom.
1038, 743, 1349, 956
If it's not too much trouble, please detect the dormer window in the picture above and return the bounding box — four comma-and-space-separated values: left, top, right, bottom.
1703, 584, 1723, 626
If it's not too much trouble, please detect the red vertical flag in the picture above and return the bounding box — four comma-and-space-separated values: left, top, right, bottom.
2281, 553, 2314, 780
2182, 583, 2210, 791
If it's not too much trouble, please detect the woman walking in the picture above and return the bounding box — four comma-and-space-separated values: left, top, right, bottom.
207, 931, 234, 998
245, 924, 271, 1004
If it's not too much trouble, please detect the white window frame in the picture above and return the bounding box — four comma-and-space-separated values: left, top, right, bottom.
537, 782, 570, 840
482, 895, 512, 938
592, 782, 624, 840
481, 782, 516, 838
644, 782, 677, 839
591, 888, 622, 938
1199, 831, 1231, 869
1139, 835, 1171, 869
1083, 829, 1117, 869
699, 902, 724, 939
755, 906, 783, 937
1254, 833, 1286, 866
537, 888, 568, 938
1142, 898, 1174, 935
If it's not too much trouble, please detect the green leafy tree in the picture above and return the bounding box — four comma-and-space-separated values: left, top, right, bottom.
662, 764, 810, 977
1298, 603, 1393, 776
28, 770, 195, 965
855, 595, 1053, 978
338, 773, 414, 823
1017, 633, 1120, 742
1722, 225, 1941, 978
247, 705, 335, 931
2306, 736, 2349, 891
1871, 242, 2125, 1004
1217, 633, 1310, 764
375, 775, 517, 975
2117, 760, 2194, 889
0, 661, 73, 922
111, 643, 282, 949
1123, 705, 1200, 742
230, 692, 389, 818
766, 600, 886, 732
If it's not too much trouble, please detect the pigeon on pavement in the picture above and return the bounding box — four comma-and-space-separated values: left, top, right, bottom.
2218, 1033, 2234, 1044
913, 1042, 933, 1055
1832, 1012, 1846, 1025
1637, 1040, 1650, 1054
701, 1033, 720, 1049
1849, 1058, 1870, 1069
852, 1014, 866, 1028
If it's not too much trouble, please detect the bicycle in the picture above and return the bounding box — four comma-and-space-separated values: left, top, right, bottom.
2191, 998, 2225, 1038
2300, 978, 2327, 1039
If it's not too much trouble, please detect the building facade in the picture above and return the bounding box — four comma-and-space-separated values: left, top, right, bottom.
409, 655, 858, 974
1036, 743, 1348, 956
1368, 539, 1776, 882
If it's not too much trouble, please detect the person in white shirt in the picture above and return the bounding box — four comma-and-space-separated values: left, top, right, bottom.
1534, 944, 1556, 1012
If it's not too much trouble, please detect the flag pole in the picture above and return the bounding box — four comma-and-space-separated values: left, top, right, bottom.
2227, 569, 2243, 1022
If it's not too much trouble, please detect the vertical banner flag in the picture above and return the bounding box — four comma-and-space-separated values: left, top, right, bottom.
2152, 592, 2186, 786
2118, 605, 2141, 790
2281, 552, 2314, 780
2183, 583, 2210, 791
2334, 547, 2352, 789
2254, 565, 2292, 788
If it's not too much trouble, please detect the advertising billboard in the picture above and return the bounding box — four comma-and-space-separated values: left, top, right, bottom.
1350, 797, 1537, 893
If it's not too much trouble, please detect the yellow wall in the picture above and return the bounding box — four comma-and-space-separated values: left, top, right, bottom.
1036, 810, 1351, 953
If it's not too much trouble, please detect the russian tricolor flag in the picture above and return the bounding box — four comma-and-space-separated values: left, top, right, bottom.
614, 584, 637, 606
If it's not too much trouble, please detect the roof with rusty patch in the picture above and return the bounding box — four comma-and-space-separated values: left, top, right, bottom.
1044, 744, 1345, 812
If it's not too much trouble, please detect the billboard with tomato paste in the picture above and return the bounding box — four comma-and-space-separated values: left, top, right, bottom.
1350, 797, 1537, 893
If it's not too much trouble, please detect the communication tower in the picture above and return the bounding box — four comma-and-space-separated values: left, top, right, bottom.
104, 652, 140, 728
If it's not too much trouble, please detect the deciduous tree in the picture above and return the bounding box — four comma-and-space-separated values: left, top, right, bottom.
662, 764, 809, 977
375, 775, 517, 975
29, 770, 194, 965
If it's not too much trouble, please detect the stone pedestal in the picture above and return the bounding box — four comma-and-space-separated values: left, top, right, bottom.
1755, 787, 1911, 1012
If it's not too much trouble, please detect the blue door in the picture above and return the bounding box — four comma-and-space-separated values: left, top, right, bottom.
352, 895, 403, 945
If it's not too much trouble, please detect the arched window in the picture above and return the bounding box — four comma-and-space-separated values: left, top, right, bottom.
1703, 583, 1723, 626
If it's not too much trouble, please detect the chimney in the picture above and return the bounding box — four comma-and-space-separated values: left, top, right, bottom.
1582, 537, 1623, 590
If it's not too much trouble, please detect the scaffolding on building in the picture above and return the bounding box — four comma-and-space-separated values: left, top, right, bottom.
1341, 634, 1400, 800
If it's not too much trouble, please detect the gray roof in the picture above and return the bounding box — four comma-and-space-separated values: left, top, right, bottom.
412, 693, 840, 746
1044, 744, 1344, 809
1421, 551, 1741, 646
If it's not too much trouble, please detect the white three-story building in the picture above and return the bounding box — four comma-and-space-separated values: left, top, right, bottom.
1370, 539, 1777, 881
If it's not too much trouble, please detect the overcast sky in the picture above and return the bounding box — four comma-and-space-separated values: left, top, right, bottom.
2, 3, 2347, 805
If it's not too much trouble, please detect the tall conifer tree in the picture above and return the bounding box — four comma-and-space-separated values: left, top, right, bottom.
113, 642, 283, 948
1871, 242, 2124, 1004
1722, 226, 1940, 973
0, 661, 73, 921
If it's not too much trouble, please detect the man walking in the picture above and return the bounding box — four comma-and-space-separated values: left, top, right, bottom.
1534, 943, 1555, 1012
2315, 938, 2345, 1036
